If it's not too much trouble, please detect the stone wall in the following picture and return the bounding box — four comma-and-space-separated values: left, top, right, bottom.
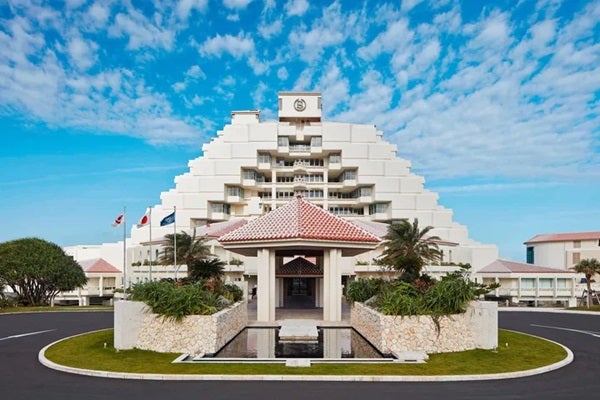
114, 300, 247, 356
351, 301, 497, 354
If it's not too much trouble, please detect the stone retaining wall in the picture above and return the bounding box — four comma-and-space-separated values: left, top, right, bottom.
114, 300, 247, 356
351, 301, 497, 354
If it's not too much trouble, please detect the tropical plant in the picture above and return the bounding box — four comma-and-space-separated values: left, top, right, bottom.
348, 267, 499, 333
345, 278, 388, 304
188, 258, 225, 281
228, 257, 244, 266
0, 238, 87, 306
159, 230, 212, 268
129, 280, 241, 321
573, 258, 600, 308
379, 219, 442, 281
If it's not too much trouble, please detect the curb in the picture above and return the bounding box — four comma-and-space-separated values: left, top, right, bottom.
38, 330, 574, 382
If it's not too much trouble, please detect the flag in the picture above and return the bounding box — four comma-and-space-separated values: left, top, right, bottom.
160, 211, 175, 226
138, 211, 150, 227
112, 214, 124, 227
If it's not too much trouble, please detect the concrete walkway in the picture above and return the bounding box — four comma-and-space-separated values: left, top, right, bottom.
246, 299, 351, 326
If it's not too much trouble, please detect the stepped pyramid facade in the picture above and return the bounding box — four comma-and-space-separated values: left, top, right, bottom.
64, 92, 500, 315
128, 92, 497, 281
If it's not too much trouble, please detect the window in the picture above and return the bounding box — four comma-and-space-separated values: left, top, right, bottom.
328, 207, 364, 216
539, 278, 553, 289
310, 136, 322, 147
359, 187, 372, 196
242, 170, 256, 180
211, 203, 230, 214
342, 170, 356, 180
526, 246, 534, 264
557, 279, 567, 289
278, 136, 289, 147
369, 203, 388, 215
258, 153, 271, 164
227, 187, 244, 197
329, 153, 341, 163
573, 240, 581, 248
521, 278, 535, 289
572, 252, 581, 264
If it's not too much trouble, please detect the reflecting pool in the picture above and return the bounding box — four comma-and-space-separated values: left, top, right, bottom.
207, 328, 386, 359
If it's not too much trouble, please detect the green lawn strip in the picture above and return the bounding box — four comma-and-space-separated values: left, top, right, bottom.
44, 329, 567, 376
567, 305, 600, 312
0, 306, 113, 314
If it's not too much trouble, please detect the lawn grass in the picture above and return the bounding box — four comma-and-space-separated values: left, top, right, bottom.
567, 305, 600, 312
0, 305, 113, 314
44, 329, 567, 376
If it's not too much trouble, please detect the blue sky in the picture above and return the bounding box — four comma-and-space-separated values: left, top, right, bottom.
0, 0, 598, 262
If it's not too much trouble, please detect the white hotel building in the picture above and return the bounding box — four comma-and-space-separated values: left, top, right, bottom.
62, 92, 587, 313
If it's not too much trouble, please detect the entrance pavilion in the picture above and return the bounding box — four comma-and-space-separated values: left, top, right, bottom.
218, 196, 381, 322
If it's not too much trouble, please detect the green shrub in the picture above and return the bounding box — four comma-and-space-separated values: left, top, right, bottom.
223, 283, 243, 303
129, 280, 239, 321
346, 278, 389, 304
353, 267, 498, 318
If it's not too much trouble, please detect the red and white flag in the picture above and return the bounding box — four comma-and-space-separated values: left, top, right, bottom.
112, 214, 125, 227
138, 211, 150, 227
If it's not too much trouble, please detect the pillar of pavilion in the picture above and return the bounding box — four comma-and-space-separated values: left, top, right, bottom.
218, 196, 380, 322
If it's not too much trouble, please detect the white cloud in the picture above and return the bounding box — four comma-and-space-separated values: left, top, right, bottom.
258, 17, 282, 39
199, 33, 255, 59
86, 3, 111, 28
401, 0, 423, 12
223, 0, 253, 10
357, 18, 413, 60
186, 65, 206, 79
108, 9, 175, 50
285, 0, 309, 17
316, 58, 349, 114
172, 81, 186, 92
277, 67, 289, 80
287, 2, 350, 63
176, 0, 208, 20
67, 37, 98, 70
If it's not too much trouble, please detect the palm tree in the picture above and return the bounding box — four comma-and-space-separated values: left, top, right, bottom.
380, 218, 442, 282
573, 258, 600, 308
159, 230, 212, 272
188, 258, 225, 281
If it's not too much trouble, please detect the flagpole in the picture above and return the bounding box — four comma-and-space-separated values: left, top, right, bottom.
173, 205, 177, 281
122, 205, 127, 300
149, 207, 152, 282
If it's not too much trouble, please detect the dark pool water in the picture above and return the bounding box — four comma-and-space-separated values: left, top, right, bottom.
210, 328, 386, 359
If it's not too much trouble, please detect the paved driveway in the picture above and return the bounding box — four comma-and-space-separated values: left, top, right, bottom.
0, 310, 598, 400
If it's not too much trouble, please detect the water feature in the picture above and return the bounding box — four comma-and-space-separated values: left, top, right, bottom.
201, 327, 388, 359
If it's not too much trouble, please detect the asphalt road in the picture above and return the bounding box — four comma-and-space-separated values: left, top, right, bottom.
0, 310, 598, 400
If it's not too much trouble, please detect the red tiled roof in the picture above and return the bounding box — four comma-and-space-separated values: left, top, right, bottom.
277, 257, 322, 276
479, 259, 573, 274
524, 231, 600, 244
218, 196, 381, 243
79, 258, 121, 273
195, 219, 248, 238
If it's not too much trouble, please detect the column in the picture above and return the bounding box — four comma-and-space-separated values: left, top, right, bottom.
323, 248, 342, 321
257, 248, 276, 321
276, 278, 285, 307
315, 277, 323, 307
99, 276, 104, 297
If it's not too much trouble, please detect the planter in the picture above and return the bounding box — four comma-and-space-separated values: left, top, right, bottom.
350, 301, 497, 354
114, 300, 247, 356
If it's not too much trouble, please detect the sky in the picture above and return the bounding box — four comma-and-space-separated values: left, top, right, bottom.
0, 0, 598, 262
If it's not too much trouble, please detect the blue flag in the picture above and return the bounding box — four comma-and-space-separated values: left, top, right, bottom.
160, 211, 175, 226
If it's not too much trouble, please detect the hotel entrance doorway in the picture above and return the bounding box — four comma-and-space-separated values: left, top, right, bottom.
284, 277, 316, 308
